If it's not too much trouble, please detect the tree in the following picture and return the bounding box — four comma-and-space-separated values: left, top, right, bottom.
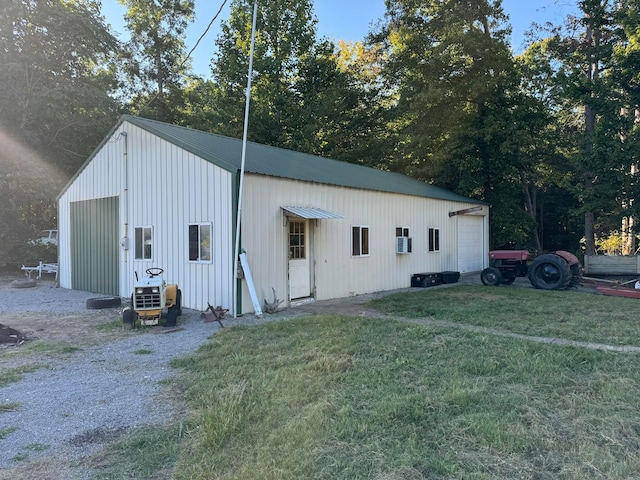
208, 0, 317, 145
541, 0, 640, 255
375, 0, 551, 249
119, 0, 194, 121
203, 0, 384, 164
0, 0, 120, 266
0, 0, 120, 175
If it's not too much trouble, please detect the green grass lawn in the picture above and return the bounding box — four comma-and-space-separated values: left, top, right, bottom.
372, 285, 640, 346
97, 286, 640, 479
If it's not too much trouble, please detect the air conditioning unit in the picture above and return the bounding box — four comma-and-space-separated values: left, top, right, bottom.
396, 236, 412, 254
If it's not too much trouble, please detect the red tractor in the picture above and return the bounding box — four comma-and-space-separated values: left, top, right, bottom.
480, 250, 582, 290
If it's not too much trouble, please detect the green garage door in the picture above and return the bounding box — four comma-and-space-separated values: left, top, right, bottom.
70, 196, 119, 295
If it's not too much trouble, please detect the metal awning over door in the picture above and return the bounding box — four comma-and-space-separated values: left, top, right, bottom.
281, 206, 343, 219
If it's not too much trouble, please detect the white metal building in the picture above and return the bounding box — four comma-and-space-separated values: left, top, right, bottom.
58, 115, 489, 314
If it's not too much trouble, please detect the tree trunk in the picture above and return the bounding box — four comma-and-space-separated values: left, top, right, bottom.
521, 173, 542, 253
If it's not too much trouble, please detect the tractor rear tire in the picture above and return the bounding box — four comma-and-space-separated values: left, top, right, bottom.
569, 263, 582, 288
528, 254, 571, 290
481, 267, 503, 286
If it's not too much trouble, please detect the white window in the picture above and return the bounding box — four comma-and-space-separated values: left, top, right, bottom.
134, 226, 153, 260
352, 226, 369, 257
289, 220, 306, 259
189, 223, 212, 262
396, 227, 412, 253
429, 227, 440, 252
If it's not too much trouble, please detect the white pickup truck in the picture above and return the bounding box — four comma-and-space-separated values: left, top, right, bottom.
31, 229, 58, 246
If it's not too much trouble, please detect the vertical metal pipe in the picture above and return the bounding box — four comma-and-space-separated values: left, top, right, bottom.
233, 0, 258, 317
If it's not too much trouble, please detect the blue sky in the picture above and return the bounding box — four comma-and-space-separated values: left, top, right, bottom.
102, 0, 578, 77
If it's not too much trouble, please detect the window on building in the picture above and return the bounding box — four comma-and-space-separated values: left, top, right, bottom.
189, 223, 212, 262
289, 221, 306, 259
429, 227, 440, 252
352, 226, 369, 257
395, 227, 412, 253
134, 226, 153, 260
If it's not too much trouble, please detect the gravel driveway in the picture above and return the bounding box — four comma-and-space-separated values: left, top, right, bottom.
0, 279, 282, 480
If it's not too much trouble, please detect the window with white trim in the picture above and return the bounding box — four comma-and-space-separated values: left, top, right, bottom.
289, 220, 306, 259
189, 223, 212, 262
134, 226, 153, 260
396, 227, 412, 253
428, 227, 440, 252
352, 226, 369, 257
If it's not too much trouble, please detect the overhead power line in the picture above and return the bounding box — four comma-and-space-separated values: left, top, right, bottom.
179, 0, 229, 71
137, 0, 229, 115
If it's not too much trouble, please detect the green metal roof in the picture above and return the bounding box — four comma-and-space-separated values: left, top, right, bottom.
68, 114, 485, 205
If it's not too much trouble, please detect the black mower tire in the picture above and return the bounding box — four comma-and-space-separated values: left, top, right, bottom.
502, 276, 516, 285
122, 307, 135, 329
175, 289, 182, 316
481, 267, 503, 286
168, 288, 182, 316
86, 296, 122, 310
165, 309, 178, 327
528, 254, 571, 291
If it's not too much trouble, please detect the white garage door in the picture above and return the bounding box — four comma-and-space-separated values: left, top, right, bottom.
457, 215, 485, 273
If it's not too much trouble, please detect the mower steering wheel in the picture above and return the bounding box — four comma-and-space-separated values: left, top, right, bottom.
146, 268, 164, 277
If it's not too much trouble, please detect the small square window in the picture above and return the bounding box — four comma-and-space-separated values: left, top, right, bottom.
396, 227, 410, 238
134, 226, 153, 260
189, 223, 212, 262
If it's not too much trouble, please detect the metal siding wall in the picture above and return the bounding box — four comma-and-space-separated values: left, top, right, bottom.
59, 126, 127, 289
59, 122, 234, 310
240, 175, 487, 310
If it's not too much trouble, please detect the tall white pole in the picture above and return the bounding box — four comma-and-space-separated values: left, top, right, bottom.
233, 0, 258, 318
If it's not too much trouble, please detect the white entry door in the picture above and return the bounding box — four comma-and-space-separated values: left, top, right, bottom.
288, 219, 311, 299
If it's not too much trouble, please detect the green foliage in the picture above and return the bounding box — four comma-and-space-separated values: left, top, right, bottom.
373, 0, 554, 249
537, 0, 640, 254
198, 0, 387, 166
119, 0, 195, 121
0, 0, 121, 265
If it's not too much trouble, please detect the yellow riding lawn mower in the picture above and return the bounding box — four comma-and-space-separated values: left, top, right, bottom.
123, 268, 182, 329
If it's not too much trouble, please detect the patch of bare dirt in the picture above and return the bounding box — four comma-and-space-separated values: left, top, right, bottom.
0, 275, 127, 371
